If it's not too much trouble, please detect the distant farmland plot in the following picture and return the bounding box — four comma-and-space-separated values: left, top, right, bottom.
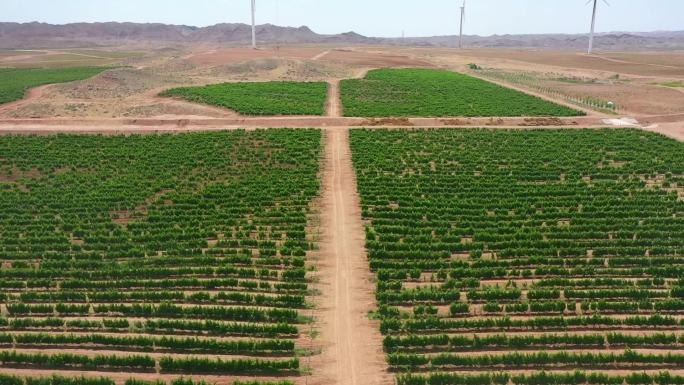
0, 130, 321, 383
340, 68, 583, 117
0, 49, 142, 68
350, 128, 684, 384
160, 81, 329, 116
0, 67, 108, 105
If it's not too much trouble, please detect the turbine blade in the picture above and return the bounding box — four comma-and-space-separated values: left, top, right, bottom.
585, 0, 593, 5
602, 0, 610, 6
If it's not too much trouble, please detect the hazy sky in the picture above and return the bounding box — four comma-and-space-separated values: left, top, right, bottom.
3, 0, 683, 37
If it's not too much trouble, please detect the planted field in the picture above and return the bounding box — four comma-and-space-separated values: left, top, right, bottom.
350, 128, 684, 384
0, 67, 108, 105
0, 130, 321, 383
159, 82, 328, 116
340, 68, 583, 117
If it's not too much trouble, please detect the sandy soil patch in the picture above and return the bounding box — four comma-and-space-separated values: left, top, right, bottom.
185, 47, 325, 66
320, 49, 433, 67
554, 81, 684, 115
444, 49, 684, 78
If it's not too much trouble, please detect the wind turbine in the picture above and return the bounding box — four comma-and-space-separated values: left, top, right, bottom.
458, 0, 466, 49
251, 0, 257, 49
587, 0, 610, 54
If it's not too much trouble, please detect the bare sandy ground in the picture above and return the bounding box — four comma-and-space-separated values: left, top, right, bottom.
425, 48, 684, 78
642, 121, 684, 142
310, 129, 392, 385
184, 47, 325, 66
320, 48, 433, 67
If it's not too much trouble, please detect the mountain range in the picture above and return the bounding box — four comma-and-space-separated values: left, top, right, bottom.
1, 22, 683, 50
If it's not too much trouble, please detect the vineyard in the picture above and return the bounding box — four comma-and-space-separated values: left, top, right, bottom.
0, 130, 322, 384
159, 82, 328, 116
339, 68, 584, 117
350, 128, 684, 384
0, 67, 108, 105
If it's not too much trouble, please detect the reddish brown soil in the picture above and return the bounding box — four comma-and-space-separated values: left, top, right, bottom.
447, 49, 684, 78
554, 82, 684, 115
643, 121, 684, 142
185, 47, 325, 66
319, 49, 433, 67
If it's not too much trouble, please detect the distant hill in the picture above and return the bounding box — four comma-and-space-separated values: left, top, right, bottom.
1, 21, 682, 50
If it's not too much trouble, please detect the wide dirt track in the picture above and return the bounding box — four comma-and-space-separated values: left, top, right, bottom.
311, 128, 392, 385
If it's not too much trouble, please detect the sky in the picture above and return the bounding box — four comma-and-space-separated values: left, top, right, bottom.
3, 0, 683, 38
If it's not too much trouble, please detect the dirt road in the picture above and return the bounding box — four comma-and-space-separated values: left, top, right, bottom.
312, 129, 392, 385
327, 80, 341, 117
312, 50, 331, 61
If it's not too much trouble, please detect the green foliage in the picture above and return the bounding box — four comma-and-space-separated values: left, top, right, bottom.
656, 81, 684, 88
0, 129, 321, 378
0, 67, 107, 105
351, 128, 684, 381
159, 81, 328, 115
0, 375, 115, 385
340, 68, 583, 117
159, 356, 299, 374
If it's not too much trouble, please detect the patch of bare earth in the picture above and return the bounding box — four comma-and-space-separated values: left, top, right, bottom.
319, 49, 434, 68
361, 117, 413, 126
554, 81, 684, 115
184, 47, 326, 66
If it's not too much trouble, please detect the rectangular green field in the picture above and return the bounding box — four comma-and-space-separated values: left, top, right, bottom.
0, 67, 108, 105
0, 130, 321, 382
160, 81, 329, 116
350, 128, 684, 384
340, 68, 584, 117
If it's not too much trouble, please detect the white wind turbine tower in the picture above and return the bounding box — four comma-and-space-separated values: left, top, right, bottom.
458, 0, 466, 49
587, 0, 610, 54
251, 0, 257, 49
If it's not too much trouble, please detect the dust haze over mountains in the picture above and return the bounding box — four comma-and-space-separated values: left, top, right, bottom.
1, 21, 683, 50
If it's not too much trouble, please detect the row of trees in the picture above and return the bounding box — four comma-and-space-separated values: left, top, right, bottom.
92, 303, 299, 323
384, 333, 684, 351
11, 290, 306, 309
159, 356, 299, 374
381, 314, 679, 334
0, 317, 299, 338
388, 349, 684, 369
397, 371, 684, 385
6, 332, 294, 355
0, 350, 155, 370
